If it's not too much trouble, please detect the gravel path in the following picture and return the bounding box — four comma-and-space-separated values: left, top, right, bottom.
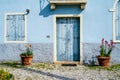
0, 62, 120, 80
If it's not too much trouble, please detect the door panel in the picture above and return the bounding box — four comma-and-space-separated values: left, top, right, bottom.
73, 19, 80, 61
56, 17, 80, 61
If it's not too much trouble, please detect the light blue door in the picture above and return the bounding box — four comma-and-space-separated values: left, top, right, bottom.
57, 17, 80, 61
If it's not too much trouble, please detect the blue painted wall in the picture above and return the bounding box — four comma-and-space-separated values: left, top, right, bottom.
1, 0, 120, 64
0, 0, 114, 43
83, 0, 114, 43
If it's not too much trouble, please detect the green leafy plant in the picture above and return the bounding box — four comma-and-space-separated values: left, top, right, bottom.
0, 69, 13, 80
99, 38, 115, 57
88, 64, 120, 71
20, 44, 33, 57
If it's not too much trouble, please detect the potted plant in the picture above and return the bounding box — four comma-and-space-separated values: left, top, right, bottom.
97, 38, 115, 66
20, 44, 33, 66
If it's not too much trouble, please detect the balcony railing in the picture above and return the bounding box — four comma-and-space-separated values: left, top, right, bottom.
50, 0, 87, 10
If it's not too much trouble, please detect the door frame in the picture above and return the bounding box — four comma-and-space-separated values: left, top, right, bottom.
53, 14, 83, 64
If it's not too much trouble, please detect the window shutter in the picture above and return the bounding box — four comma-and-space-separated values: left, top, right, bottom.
6, 15, 25, 41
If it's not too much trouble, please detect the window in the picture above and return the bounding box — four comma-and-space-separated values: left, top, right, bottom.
4, 13, 27, 43
112, 0, 120, 42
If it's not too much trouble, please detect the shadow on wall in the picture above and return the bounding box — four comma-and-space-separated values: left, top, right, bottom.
39, 0, 83, 17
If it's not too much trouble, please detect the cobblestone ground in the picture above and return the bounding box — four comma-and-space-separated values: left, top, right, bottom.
0, 62, 120, 80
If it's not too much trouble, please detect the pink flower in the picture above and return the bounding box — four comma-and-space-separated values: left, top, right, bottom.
102, 38, 104, 41
105, 41, 108, 45
26, 44, 31, 48
108, 44, 110, 47
100, 38, 115, 57
102, 38, 104, 44
110, 40, 114, 45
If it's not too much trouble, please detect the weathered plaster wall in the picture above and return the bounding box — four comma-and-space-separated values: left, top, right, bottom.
0, 43, 120, 65
83, 43, 120, 65
0, 43, 53, 63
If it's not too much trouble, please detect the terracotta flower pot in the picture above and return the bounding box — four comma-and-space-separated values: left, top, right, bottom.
97, 56, 111, 66
20, 55, 33, 65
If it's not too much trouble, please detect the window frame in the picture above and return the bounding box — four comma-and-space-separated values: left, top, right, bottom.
4, 13, 27, 43
112, 0, 120, 42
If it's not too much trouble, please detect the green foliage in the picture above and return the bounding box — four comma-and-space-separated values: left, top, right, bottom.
26, 48, 33, 56
0, 62, 24, 68
20, 48, 33, 57
20, 44, 33, 57
31, 63, 56, 70
107, 64, 120, 71
0, 69, 13, 80
88, 64, 120, 71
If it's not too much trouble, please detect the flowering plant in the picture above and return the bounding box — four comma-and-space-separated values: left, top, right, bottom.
20, 44, 33, 57
99, 38, 115, 57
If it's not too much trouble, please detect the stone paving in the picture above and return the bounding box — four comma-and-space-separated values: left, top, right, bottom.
0, 62, 120, 80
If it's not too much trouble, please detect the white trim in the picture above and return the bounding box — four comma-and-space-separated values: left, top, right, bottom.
113, 0, 119, 10
113, 10, 116, 42
110, 0, 120, 42
80, 15, 83, 64
4, 14, 7, 43
4, 12, 27, 43
54, 15, 57, 62
109, 0, 119, 12
50, 0, 87, 3
53, 14, 83, 64
5, 12, 26, 15
24, 14, 27, 43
